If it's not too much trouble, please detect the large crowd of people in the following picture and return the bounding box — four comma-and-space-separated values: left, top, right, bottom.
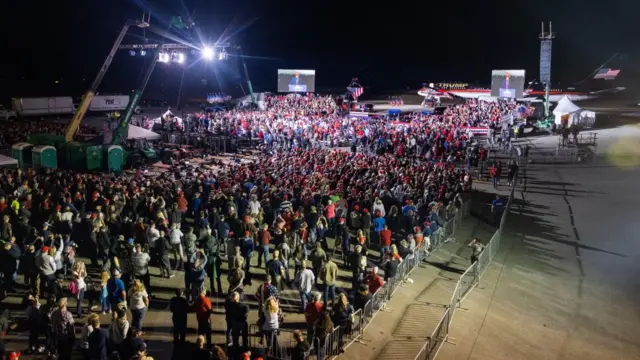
0, 93, 505, 360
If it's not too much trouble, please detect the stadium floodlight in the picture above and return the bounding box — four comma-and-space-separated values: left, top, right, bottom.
176, 53, 186, 64
158, 52, 170, 63
202, 46, 214, 61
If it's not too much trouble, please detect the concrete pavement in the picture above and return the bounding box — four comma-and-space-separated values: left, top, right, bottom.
438, 127, 640, 360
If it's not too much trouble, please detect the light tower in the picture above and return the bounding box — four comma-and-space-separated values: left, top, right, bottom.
539, 22, 554, 118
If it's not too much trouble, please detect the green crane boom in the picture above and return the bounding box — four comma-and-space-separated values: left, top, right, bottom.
111, 52, 158, 146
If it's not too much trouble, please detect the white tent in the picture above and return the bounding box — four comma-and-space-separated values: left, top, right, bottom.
0, 154, 19, 168
128, 125, 161, 140
552, 96, 596, 128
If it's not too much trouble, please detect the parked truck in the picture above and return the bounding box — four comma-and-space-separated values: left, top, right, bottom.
89, 95, 141, 114
11, 97, 75, 117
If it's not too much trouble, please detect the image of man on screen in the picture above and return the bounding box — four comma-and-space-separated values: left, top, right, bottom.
289, 72, 307, 92
499, 72, 515, 98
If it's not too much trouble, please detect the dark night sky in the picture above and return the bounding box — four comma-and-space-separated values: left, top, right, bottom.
1, 0, 639, 101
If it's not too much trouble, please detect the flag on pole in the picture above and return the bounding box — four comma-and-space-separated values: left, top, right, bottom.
594, 68, 620, 80
347, 87, 363, 99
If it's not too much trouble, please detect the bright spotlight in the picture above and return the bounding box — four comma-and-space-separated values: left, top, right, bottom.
176, 53, 186, 64
158, 52, 170, 63
202, 47, 214, 60
140, 50, 146, 56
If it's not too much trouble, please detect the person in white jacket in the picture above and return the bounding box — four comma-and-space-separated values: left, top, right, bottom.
145, 223, 160, 249
372, 198, 386, 218
169, 223, 184, 269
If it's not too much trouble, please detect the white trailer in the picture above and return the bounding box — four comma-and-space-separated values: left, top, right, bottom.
11, 97, 75, 117
89, 95, 141, 113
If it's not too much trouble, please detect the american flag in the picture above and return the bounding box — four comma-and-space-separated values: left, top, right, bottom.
594, 68, 620, 80
347, 86, 363, 99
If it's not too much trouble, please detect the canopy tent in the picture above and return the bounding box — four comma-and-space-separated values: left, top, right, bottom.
128, 125, 161, 140
552, 96, 596, 128
0, 154, 19, 168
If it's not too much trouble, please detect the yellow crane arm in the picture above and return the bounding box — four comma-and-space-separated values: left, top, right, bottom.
64, 91, 95, 142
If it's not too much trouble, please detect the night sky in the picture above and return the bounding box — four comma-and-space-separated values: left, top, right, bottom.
1, 0, 638, 101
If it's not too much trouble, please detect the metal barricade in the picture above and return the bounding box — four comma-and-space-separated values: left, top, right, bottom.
458, 262, 477, 303
249, 324, 299, 360
314, 325, 344, 360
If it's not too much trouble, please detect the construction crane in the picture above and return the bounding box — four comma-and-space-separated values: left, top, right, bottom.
64, 14, 151, 142
236, 45, 255, 105
111, 50, 159, 146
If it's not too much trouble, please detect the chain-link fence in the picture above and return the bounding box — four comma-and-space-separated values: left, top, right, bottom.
414, 177, 517, 360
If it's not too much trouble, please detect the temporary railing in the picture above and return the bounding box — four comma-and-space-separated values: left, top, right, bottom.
413, 177, 517, 360
308, 199, 474, 359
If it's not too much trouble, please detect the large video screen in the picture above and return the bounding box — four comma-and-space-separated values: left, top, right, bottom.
491, 70, 525, 99
278, 69, 316, 93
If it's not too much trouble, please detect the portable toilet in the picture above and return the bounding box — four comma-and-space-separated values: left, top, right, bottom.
103, 145, 124, 173
11, 142, 34, 168
85, 145, 103, 171
32, 145, 58, 169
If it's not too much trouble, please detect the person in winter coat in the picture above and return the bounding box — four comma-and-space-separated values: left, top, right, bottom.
156, 231, 174, 279
203, 229, 223, 295
169, 223, 184, 271
188, 250, 208, 300
131, 244, 152, 298
1, 239, 21, 292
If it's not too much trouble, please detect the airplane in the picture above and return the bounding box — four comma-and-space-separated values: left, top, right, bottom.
418, 81, 625, 103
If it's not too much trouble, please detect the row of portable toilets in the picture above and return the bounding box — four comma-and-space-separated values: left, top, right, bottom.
11, 142, 58, 169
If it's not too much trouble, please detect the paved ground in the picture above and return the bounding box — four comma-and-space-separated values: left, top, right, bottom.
438, 124, 640, 360
0, 231, 416, 359
338, 214, 495, 360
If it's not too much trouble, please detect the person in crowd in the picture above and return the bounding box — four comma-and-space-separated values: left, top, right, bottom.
353, 284, 372, 312
87, 315, 109, 360
257, 223, 271, 268
80, 313, 100, 357
378, 224, 392, 262
194, 287, 213, 347
381, 251, 400, 282
468, 238, 485, 265
309, 242, 326, 285
193, 335, 212, 360
313, 312, 334, 358
107, 269, 126, 311
295, 260, 315, 313
129, 280, 149, 336
320, 256, 338, 306
304, 292, 324, 342
108, 308, 129, 353
265, 249, 285, 290
291, 329, 310, 360
169, 288, 188, 344
25, 295, 43, 354
261, 296, 280, 353
51, 297, 75, 360
364, 266, 385, 295
71, 261, 88, 316
132, 244, 152, 298
227, 291, 249, 350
